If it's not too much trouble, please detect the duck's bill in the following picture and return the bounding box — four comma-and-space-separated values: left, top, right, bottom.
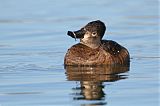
67, 29, 85, 39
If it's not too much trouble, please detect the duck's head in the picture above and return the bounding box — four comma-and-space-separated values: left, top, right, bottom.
67, 20, 106, 48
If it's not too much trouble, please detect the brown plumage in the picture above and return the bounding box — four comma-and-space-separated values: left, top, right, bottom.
64, 40, 129, 65
64, 20, 130, 66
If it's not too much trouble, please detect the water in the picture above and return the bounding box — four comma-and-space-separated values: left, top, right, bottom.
0, 0, 159, 106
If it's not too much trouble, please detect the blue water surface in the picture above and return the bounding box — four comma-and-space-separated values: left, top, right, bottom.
0, 0, 159, 106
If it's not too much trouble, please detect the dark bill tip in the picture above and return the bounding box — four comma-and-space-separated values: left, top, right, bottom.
67, 29, 85, 39
67, 31, 76, 38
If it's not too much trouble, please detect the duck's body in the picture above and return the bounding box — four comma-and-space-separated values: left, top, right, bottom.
65, 40, 129, 65
64, 20, 130, 66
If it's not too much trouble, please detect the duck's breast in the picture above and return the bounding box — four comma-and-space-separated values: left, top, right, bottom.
64, 41, 130, 65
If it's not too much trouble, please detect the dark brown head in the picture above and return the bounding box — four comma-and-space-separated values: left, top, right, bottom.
67, 20, 106, 40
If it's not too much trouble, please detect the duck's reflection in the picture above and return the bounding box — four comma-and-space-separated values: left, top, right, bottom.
76, 81, 105, 100
65, 65, 129, 104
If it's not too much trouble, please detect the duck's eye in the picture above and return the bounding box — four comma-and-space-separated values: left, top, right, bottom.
92, 32, 97, 36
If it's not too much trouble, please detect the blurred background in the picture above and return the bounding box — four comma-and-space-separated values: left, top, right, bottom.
0, 0, 159, 106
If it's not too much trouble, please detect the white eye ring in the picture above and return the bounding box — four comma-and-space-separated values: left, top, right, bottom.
92, 32, 97, 36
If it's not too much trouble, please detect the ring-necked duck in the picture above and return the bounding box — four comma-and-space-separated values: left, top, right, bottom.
64, 20, 130, 66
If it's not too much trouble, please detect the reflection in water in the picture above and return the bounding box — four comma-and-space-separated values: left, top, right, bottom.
72, 81, 105, 101
65, 65, 129, 105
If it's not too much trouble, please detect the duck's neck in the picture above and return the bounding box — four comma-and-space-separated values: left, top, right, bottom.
80, 37, 102, 49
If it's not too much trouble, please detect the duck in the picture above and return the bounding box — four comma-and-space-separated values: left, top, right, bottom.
64, 20, 130, 66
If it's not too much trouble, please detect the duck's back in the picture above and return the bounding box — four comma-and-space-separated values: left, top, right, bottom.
64, 40, 130, 66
